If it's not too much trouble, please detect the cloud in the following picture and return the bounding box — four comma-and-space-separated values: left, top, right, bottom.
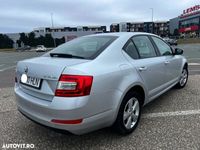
0, 0, 199, 33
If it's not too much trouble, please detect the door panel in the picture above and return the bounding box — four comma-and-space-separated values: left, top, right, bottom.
132, 58, 166, 99
151, 36, 181, 86
164, 56, 182, 85
123, 35, 167, 100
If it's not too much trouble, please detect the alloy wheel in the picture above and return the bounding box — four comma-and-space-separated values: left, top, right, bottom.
180, 68, 188, 87
123, 97, 140, 129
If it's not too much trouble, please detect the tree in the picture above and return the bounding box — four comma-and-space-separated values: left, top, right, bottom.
18, 32, 57, 48
44, 34, 54, 47
28, 32, 36, 46
55, 36, 65, 46
36, 35, 45, 46
19, 33, 28, 45
0, 34, 14, 48
16, 40, 21, 47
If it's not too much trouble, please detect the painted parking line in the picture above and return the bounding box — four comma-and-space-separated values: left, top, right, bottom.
0, 109, 17, 114
188, 58, 200, 60
142, 109, 200, 118
1, 109, 200, 119
189, 63, 200, 66
189, 70, 200, 72
0, 65, 16, 72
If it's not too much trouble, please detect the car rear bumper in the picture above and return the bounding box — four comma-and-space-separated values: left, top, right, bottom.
15, 86, 114, 135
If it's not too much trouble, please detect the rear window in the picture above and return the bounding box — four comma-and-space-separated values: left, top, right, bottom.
48, 36, 118, 59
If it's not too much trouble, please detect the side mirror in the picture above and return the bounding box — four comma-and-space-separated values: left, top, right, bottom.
173, 48, 183, 55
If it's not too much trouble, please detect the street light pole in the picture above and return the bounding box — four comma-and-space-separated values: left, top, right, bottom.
150, 8, 154, 33
51, 13, 56, 47
150, 8, 154, 22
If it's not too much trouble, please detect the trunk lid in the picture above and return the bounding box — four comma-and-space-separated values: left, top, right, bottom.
17, 56, 90, 101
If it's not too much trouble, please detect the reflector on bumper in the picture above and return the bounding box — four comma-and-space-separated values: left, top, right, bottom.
51, 119, 83, 124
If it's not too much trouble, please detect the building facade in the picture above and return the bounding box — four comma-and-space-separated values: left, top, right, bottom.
33, 26, 106, 35
153, 21, 169, 36
179, 5, 200, 38
169, 4, 200, 38
110, 23, 120, 32
169, 17, 179, 35
33, 26, 106, 42
7, 25, 106, 48
110, 21, 169, 37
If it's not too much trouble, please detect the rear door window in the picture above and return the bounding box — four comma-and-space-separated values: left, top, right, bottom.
123, 40, 139, 59
132, 36, 157, 59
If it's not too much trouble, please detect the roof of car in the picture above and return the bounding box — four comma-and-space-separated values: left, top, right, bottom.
86, 32, 159, 38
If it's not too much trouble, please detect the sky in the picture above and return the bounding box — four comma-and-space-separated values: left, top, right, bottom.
0, 0, 199, 33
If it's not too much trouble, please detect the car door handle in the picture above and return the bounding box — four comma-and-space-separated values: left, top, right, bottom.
138, 66, 147, 71
164, 61, 170, 64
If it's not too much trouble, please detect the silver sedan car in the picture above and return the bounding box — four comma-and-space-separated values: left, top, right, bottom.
15, 32, 188, 135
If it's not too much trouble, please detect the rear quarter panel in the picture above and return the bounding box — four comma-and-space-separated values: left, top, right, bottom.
61, 36, 148, 123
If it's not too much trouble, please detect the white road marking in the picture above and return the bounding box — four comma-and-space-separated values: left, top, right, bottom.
188, 58, 200, 60
1, 109, 200, 118
189, 70, 200, 72
0, 109, 17, 114
0, 65, 16, 72
189, 63, 200, 66
142, 109, 200, 118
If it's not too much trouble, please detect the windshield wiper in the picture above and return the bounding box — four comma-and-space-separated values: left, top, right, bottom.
50, 53, 85, 59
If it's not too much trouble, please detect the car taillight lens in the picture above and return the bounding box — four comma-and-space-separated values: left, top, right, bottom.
55, 75, 93, 97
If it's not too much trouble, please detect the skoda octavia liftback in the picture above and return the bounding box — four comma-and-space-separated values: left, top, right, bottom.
15, 32, 188, 135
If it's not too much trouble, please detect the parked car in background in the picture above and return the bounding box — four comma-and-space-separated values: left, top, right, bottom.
24, 45, 31, 50
36, 45, 47, 52
16, 45, 31, 51
16, 47, 24, 51
163, 37, 177, 46
15, 32, 188, 135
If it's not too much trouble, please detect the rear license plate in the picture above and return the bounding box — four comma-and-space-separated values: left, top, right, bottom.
20, 74, 42, 89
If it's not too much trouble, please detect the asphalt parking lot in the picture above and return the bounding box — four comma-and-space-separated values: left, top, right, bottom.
0, 76, 200, 149
0, 51, 44, 88
0, 44, 200, 149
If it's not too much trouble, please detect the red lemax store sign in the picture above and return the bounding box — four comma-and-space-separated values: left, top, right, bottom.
179, 25, 199, 33
180, 5, 200, 18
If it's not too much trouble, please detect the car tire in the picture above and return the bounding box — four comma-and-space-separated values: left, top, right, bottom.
113, 91, 142, 135
175, 66, 188, 89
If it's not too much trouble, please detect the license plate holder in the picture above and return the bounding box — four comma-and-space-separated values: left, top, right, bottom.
20, 75, 42, 89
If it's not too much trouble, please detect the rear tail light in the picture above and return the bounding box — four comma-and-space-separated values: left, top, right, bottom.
55, 75, 93, 97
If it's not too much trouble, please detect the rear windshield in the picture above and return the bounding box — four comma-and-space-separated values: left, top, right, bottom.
48, 35, 118, 59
